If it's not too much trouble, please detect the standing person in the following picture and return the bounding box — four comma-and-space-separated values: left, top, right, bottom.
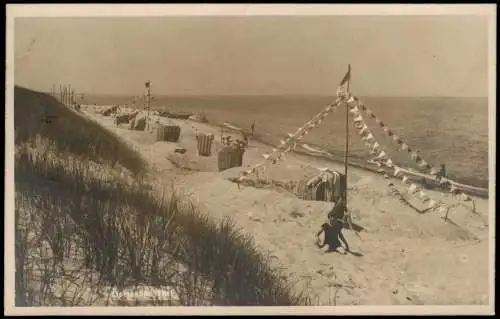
241, 131, 249, 146
251, 120, 255, 137
436, 164, 448, 190
436, 164, 446, 180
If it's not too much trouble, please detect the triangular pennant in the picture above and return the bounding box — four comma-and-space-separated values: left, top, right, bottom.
263, 153, 270, 160
376, 151, 387, 159
430, 167, 440, 175
349, 106, 360, 115
394, 166, 402, 177
418, 160, 428, 168
407, 184, 417, 194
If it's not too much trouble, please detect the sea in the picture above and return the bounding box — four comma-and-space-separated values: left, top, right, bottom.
84, 95, 490, 189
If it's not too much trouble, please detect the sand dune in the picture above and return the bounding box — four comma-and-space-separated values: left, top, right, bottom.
83, 106, 490, 305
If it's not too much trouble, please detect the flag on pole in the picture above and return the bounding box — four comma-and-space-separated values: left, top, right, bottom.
336, 64, 351, 97
145, 81, 151, 88
340, 64, 351, 86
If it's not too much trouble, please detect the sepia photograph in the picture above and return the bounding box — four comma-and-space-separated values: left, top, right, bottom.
5, 4, 496, 316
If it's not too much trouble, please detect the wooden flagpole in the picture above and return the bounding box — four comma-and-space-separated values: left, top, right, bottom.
344, 64, 351, 205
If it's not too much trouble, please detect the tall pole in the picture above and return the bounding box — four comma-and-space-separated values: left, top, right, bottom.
147, 82, 151, 130
63, 86, 66, 106
344, 64, 351, 205
68, 85, 72, 107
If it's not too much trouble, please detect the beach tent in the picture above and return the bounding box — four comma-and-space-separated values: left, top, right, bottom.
295, 169, 346, 203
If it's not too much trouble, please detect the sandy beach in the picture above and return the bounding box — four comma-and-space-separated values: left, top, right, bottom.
81, 105, 490, 305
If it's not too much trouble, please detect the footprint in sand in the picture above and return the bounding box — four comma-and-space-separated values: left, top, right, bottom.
289, 211, 305, 218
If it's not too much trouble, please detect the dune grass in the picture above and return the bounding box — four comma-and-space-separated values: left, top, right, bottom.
14, 86, 312, 306
14, 86, 147, 176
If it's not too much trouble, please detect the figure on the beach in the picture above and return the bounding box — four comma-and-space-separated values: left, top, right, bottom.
436, 164, 446, 180
241, 131, 249, 146
316, 197, 350, 253
251, 120, 255, 136
436, 164, 449, 190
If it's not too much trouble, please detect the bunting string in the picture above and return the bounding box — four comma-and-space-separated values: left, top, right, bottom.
349, 96, 473, 202
237, 97, 344, 182
346, 95, 449, 215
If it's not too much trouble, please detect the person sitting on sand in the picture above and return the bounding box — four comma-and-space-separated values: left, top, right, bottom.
316, 197, 350, 253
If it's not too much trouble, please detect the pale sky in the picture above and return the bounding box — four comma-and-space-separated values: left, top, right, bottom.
14, 15, 489, 97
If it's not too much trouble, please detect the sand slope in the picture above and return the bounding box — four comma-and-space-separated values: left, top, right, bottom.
82, 106, 490, 305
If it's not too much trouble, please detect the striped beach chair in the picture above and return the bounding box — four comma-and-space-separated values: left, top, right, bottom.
217, 145, 245, 171
196, 133, 214, 156
156, 124, 181, 142
230, 141, 246, 167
